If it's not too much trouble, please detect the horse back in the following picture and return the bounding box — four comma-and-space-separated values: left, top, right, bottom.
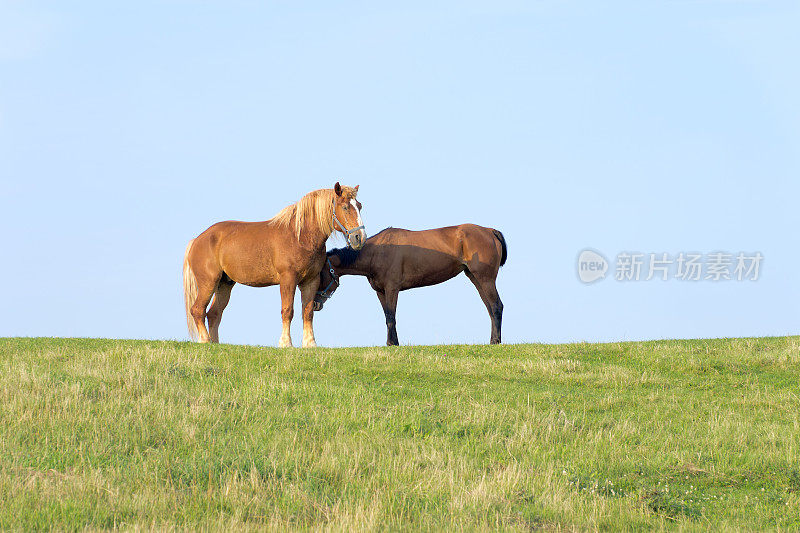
365, 224, 503, 289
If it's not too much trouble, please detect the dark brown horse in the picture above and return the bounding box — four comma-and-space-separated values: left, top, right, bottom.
183, 183, 366, 347
315, 224, 507, 345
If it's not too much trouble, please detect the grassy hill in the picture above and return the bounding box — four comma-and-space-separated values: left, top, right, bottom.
1, 336, 798, 531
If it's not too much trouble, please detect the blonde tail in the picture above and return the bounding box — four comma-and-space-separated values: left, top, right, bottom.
183, 239, 199, 341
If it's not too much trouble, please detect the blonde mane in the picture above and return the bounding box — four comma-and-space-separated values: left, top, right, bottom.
271, 187, 357, 240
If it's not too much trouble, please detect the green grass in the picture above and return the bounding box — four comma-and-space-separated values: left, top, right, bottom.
1, 336, 799, 531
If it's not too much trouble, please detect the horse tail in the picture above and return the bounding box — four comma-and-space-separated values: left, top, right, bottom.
183, 239, 199, 341
492, 229, 508, 267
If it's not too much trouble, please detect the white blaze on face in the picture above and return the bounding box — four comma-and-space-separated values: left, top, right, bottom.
350, 199, 363, 227
349, 198, 367, 246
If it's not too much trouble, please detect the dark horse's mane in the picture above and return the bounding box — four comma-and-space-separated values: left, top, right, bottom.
328, 227, 393, 266
328, 246, 361, 267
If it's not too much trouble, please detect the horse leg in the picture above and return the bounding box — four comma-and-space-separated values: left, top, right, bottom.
376, 287, 400, 346
278, 276, 297, 348
299, 278, 320, 348
465, 271, 503, 344
190, 278, 218, 344
207, 280, 234, 343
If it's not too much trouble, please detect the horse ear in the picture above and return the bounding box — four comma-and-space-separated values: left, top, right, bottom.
354, 185, 359, 194
334, 182, 342, 196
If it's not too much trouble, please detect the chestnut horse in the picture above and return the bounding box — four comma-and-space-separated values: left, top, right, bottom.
314, 224, 506, 345
183, 183, 366, 347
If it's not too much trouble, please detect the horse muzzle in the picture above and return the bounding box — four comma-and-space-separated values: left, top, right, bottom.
348, 229, 367, 250
312, 300, 324, 312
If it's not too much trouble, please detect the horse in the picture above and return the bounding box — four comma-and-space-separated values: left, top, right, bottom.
183, 182, 366, 347
314, 224, 507, 345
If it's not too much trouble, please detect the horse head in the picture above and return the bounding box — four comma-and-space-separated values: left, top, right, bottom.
313, 256, 340, 311
332, 182, 366, 250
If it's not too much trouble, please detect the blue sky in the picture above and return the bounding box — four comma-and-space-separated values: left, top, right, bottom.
1, 1, 798, 346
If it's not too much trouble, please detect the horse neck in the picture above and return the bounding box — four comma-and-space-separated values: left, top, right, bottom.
332, 246, 373, 277
298, 221, 331, 251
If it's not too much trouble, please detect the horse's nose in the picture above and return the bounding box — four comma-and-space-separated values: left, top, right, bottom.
350, 230, 366, 250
